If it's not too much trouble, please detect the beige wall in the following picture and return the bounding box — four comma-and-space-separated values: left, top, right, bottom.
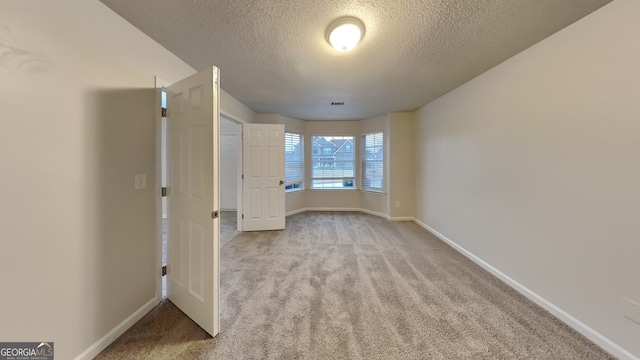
221, 89, 255, 123
388, 112, 416, 219
414, 0, 640, 358
0, 1, 196, 359
280, 114, 306, 134
253, 112, 280, 124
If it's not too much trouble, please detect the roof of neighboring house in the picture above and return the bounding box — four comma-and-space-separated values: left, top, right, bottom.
312, 137, 354, 156
313, 137, 336, 148
331, 139, 353, 153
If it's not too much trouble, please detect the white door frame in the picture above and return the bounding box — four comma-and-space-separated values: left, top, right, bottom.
155, 76, 170, 303
220, 113, 245, 232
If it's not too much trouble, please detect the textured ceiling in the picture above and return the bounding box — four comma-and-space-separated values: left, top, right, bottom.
100, 0, 611, 120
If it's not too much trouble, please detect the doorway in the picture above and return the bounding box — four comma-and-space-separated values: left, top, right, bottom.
219, 115, 242, 246
160, 88, 168, 298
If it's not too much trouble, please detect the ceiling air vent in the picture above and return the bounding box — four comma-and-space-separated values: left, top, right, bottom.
331, 102, 345, 106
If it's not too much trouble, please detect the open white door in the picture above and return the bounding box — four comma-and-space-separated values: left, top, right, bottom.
166, 66, 220, 336
242, 124, 285, 231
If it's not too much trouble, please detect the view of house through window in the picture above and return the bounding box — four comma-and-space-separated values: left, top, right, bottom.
285, 132, 304, 191
312, 135, 355, 189
362, 132, 383, 190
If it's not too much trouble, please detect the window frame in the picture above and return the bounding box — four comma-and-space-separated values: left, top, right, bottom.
311, 134, 356, 190
361, 132, 384, 192
284, 132, 304, 192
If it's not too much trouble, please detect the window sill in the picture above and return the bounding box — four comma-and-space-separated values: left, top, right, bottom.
285, 189, 305, 194
309, 188, 358, 191
360, 189, 386, 195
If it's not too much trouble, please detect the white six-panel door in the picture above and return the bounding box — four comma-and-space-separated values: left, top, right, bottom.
166, 66, 220, 336
242, 124, 285, 231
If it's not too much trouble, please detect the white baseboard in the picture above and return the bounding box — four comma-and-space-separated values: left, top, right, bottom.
285, 208, 412, 223
301, 207, 363, 213
285, 208, 309, 217
388, 216, 414, 222
356, 208, 389, 219
73, 297, 157, 360
412, 219, 638, 360
286, 207, 390, 220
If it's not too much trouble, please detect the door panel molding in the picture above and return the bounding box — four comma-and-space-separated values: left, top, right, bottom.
166, 67, 220, 336
242, 124, 285, 231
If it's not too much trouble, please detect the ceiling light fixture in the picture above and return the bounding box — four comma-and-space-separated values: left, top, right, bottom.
326, 16, 365, 52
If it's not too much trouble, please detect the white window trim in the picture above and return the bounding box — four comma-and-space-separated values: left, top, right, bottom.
285, 132, 304, 192
362, 132, 384, 192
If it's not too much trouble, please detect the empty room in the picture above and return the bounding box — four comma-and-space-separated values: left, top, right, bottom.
0, 0, 638, 359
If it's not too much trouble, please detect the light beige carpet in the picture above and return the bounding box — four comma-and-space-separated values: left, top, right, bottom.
97, 212, 613, 360
220, 210, 239, 248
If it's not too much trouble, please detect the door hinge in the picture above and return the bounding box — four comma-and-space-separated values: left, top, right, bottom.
242, 214, 244, 219
241, 174, 244, 180
162, 265, 167, 276
161, 187, 167, 197
212, 211, 219, 219
161, 107, 167, 117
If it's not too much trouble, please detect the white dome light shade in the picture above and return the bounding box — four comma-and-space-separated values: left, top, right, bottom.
326, 17, 365, 52
329, 24, 361, 52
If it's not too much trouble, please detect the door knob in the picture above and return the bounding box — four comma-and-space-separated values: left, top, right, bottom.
279, 180, 284, 186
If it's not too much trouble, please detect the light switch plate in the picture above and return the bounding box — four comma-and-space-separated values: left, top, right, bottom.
135, 174, 147, 190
